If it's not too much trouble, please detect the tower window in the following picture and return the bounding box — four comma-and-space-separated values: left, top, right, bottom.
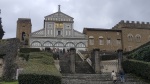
22, 32, 26, 41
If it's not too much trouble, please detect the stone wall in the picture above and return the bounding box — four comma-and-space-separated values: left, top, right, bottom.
0, 38, 20, 80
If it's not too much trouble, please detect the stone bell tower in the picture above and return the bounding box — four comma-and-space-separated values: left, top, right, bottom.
16, 18, 32, 45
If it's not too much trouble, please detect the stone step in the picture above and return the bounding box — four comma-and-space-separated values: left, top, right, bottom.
62, 74, 148, 83
62, 80, 146, 84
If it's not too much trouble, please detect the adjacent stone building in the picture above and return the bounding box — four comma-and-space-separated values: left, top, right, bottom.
112, 20, 150, 51
29, 5, 87, 51
83, 28, 122, 52
84, 20, 150, 52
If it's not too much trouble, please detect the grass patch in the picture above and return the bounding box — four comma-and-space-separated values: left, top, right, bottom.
20, 52, 61, 76
1, 81, 18, 84
18, 52, 61, 84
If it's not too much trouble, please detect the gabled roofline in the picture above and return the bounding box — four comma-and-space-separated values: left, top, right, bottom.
44, 11, 74, 19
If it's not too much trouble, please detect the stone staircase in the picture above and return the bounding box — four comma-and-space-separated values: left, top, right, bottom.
61, 74, 148, 84
59, 53, 71, 73
59, 52, 95, 74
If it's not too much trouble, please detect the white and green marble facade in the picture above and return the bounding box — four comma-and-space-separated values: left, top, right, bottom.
29, 7, 87, 51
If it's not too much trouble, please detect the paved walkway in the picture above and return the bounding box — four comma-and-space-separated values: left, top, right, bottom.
54, 60, 61, 71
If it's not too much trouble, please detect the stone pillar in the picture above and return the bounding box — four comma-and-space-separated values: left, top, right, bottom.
70, 48, 76, 73
117, 49, 123, 72
94, 49, 101, 74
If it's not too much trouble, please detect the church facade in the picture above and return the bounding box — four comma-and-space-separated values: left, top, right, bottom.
29, 6, 87, 51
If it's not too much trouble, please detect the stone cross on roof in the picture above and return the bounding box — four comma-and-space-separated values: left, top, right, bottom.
58, 5, 61, 12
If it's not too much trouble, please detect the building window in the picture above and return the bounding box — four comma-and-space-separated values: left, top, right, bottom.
51, 30, 53, 35
58, 31, 61, 35
135, 34, 141, 42
107, 38, 111, 45
69, 31, 70, 35
127, 34, 133, 42
48, 24, 52, 28
117, 39, 121, 45
66, 31, 68, 35
117, 32, 119, 35
99, 36, 104, 45
89, 38, 94, 45
89, 36, 94, 45
47, 30, 50, 35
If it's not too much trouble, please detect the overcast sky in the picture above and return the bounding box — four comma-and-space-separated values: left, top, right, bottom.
0, 0, 150, 39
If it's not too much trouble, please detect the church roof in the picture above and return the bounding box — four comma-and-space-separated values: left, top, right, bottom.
45, 11, 73, 19
44, 5, 74, 22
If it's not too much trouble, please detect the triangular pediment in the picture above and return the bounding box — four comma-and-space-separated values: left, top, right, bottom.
30, 29, 45, 37
45, 12, 74, 22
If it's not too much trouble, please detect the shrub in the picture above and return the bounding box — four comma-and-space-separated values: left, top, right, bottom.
127, 45, 150, 62
18, 53, 29, 61
122, 60, 150, 80
18, 74, 61, 84
20, 48, 40, 53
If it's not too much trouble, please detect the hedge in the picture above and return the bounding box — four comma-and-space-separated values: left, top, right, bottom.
127, 45, 150, 62
122, 60, 150, 80
124, 41, 150, 55
19, 48, 40, 53
18, 74, 61, 84
18, 53, 29, 61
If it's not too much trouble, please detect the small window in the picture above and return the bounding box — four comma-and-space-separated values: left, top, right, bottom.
51, 30, 53, 35
117, 39, 121, 45
127, 34, 133, 42
69, 31, 70, 35
107, 38, 111, 45
89, 38, 94, 45
66, 31, 68, 35
99, 38, 104, 45
89, 36, 94, 45
135, 34, 141, 42
99, 36, 104, 45
58, 31, 61, 35
47, 30, 50, 35
117, 32, 119, 35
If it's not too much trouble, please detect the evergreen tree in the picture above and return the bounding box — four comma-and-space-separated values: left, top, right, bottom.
0, 10, 5, 39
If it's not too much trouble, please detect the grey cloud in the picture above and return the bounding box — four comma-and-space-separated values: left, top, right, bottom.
0, 0, 150, 38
